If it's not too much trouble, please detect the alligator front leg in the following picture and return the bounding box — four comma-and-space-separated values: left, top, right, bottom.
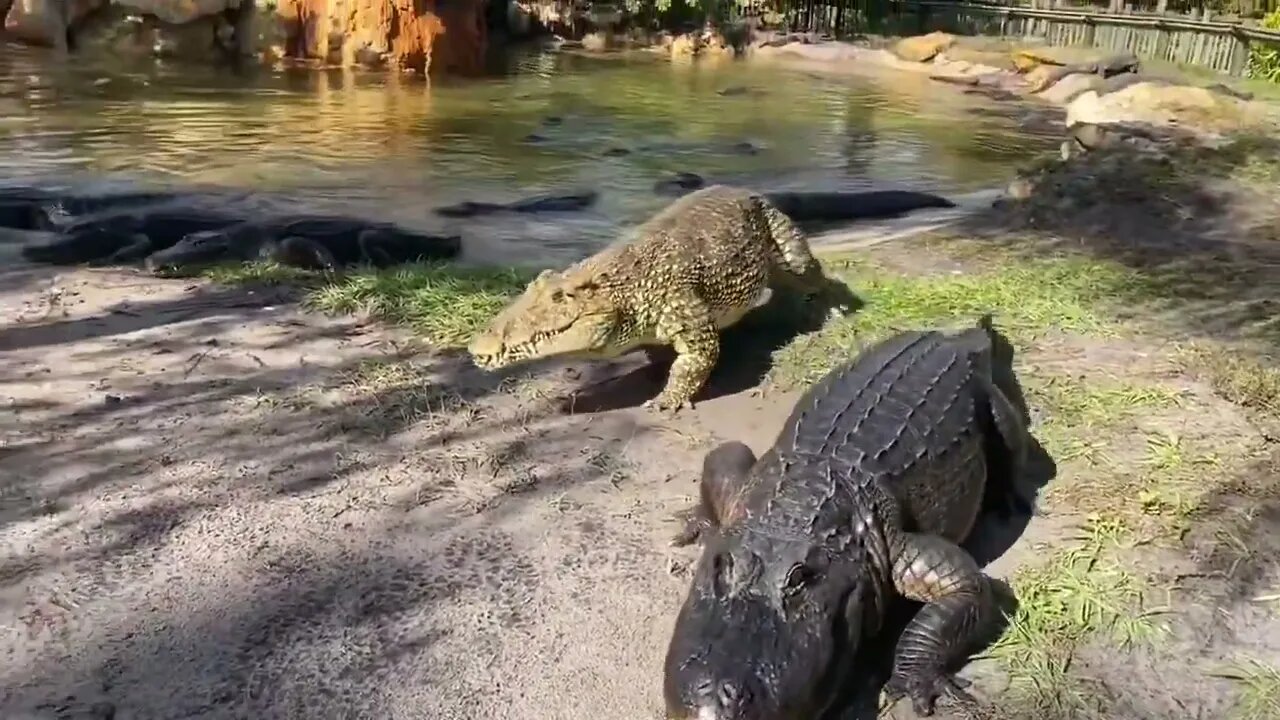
89, 234, 153, 267
356, 230, 397, 268
645, 294, 719, 415
670, 441, 757, 547
272, 236, 340, 271
883, 532, 994, 717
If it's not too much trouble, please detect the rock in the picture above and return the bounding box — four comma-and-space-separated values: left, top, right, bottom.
669, 28, 734, 59
5, 0, 104, 48
75, 6, 236, 62
1066, 82, 1274, 133
1013, 45, 1124, 72
274, 0, 488, 75
1038, 72, 1105, 104
113, 0, 242, 24
889, 31, 955, 63
937, 45, 1017, 71
581, 31, 609, 52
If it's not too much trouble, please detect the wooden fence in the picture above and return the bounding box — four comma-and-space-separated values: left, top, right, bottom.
774, 0, 1280, 76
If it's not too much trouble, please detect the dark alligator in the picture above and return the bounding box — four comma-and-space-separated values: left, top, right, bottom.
20, 206, 244, 265
0, 186, 187, 231
663, 316, 1039, 720
764, 190, 956, 229
434, 190, 599, 218
143, 215, 462, 277
652, 174, 956, 224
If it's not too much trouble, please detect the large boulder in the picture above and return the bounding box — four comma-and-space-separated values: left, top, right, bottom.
889, 31, 954, 63
273, 0, 488, 74
1066, 82, 1276, 133
1013, 45, 1127, 72
1038, 72, 1106, 104
4, 0, 104, 48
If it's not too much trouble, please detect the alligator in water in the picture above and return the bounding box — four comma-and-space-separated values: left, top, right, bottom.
651, 175, 956, 224
20, 206, 245, 265
433, 190, 599, 218
143, 215, 462, 277
663, 316, 1039, 719
0, 186, 188, 231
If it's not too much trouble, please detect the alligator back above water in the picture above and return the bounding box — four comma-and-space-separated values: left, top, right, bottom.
663, 316, 1039, 720
0, 185, 190, 231
20, 206, 244, 265
143, 214, 463, 277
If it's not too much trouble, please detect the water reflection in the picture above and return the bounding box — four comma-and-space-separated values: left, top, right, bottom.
0, 43, 1062, 266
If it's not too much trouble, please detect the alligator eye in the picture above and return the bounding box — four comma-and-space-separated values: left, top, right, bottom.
711, 552, 734, 596
783, 564, 815, 595
550, 290, 565, 303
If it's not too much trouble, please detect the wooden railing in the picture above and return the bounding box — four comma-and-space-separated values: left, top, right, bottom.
772, 0, 1280, 76
889, 1, 1280, 74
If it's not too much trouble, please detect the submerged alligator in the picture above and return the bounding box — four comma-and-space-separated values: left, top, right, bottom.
144, 215, 462, 277
433, 190, 599, 218
651, 174, 957, 225
663, 316, 1037, 719
20, 206, 245, 265
468, 184, 857, 414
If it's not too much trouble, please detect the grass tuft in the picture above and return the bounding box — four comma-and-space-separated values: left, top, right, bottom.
204, 260, 534, 346
1212, 658, 1280, 720
1175, 343, 1280, 418
768, 255, 1142, 390
983, 516, 1168, 716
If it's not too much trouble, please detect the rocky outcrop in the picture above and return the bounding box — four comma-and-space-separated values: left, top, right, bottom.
4, 0, 489, 74
273, 0, 487, 73
889, 30, 953, 63
1066, 82, 1278, 134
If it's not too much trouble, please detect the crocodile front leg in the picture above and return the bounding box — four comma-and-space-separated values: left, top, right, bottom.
644, 293, 719, 415
670, 441, 757, 547
883, 532, 994, 716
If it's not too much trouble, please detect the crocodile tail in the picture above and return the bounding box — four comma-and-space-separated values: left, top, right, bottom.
756, 195, 817, 276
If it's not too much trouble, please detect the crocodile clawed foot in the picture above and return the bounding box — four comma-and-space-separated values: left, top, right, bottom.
643, 394, 691, 416
883, 672, 976, 718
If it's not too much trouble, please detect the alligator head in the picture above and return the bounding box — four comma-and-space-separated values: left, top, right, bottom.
144, 224, 263, 277
467, 265, 622, 370
663, 453, 877, 720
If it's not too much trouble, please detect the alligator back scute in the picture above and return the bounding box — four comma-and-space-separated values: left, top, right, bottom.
776, 327, 997, 539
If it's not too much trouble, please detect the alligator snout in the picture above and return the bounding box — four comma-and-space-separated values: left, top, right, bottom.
667, 677, 763, 720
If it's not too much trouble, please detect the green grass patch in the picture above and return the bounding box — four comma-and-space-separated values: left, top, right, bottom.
1175, 342, 1280, 419
1212, 658, 1280, 720
204, 261, 534, 346
982, 516, 1169, 717
767, 255, 1145, 390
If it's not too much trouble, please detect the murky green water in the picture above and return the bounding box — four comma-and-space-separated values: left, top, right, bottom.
0, 43, 1062, 266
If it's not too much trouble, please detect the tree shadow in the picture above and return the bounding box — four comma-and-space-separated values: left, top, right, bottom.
954, 133, 1280, 357
558, 281, 867, 414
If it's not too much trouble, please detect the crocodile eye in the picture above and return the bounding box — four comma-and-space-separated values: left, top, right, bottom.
550, 289, 565, 303
783, 563, 815, 595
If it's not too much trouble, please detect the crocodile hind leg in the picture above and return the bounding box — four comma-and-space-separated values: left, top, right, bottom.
670, 441, 758, 547
644, 294, 720, 414
883, 532, 995, 717
271, 236, 340, 271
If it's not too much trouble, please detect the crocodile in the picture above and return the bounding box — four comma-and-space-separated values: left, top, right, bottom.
467, 184, 856, 414
143, 215, 463, 277
19, 206, 243, 265
662, 315, 1037, 720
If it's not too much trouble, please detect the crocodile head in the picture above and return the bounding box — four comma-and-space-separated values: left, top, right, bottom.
663, 457, 872, 720
468, 266, 621, 370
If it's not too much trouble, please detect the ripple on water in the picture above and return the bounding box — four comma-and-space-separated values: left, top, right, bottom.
0, 44, 1062, 265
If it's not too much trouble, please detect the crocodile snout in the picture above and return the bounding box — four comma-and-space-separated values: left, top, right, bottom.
467, 333, 504, 369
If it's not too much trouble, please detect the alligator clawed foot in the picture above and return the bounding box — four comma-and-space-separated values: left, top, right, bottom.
668, 508, 711, 547
883, 672, 976, 718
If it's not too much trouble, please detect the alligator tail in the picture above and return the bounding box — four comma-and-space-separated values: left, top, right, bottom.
756, 195, 817, 275
764, 190, 957, 224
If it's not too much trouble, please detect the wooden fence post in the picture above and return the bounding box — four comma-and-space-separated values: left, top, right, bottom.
1229, 31, 1251, 75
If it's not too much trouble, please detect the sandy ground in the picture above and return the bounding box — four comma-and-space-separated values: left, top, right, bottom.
4, 221, 1277, 720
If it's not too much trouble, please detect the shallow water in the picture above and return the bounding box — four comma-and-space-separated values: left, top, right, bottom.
0, 43, 1062, 267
